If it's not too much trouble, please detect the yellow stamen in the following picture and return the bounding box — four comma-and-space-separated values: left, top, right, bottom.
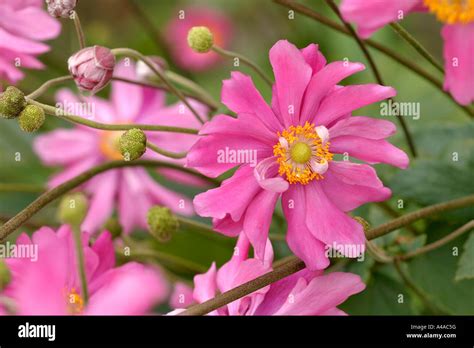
424, 0, 474, 24
273, 122, 333, 185
99, 131, 124, 160
66, 288, 84, 315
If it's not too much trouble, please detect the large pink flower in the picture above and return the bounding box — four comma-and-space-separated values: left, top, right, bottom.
34, 61, 208, 234
170, 235, 365, 315
1, 225, 168, 315
187, 40, 408, 270
166, 6, 233, 71
0, 0, 60, 85
340, 0, 474, 105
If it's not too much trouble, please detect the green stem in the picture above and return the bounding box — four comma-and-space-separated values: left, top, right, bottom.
0, 160, 219, 241
389, 22, 444, 74
72, 11, 86, 49
71, 224, 89, 304
212, 45, 273, 88
27, 76, 73, 100
112, 48, 205, 124
325, 0, 417, 158
27, 99, 199, 135
146, 142, 187, 159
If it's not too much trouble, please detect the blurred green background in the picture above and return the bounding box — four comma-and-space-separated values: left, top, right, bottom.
0, 0, 473, 315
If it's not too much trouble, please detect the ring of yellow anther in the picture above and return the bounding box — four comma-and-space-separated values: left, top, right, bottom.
424, 0, 474, 24
273, 122, 333, 185
66, 288, 84, 315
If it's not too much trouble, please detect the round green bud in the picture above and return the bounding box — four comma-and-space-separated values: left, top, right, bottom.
18, 105, 45, 132
119, 128, 147, 161
58, 192, 88, 226
0, 261, 11, 291
147, 206, 179, 243
354, 216, 371, 233
187, 26, 214, 53
0, 86, 27, 119
102, 217, 123, 239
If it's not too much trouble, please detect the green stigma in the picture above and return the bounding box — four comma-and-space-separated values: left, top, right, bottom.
290, 142, 312, 164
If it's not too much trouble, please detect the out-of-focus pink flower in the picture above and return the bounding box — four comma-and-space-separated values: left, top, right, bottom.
187, 40, 408, 270
135, 55, 168, 81
0, 0, 60, 86
34, 60, 209, 234
171, 235, 365, 315
1, 225, 168, 315
339, 0, 474, 105
68, 45, 116, 95
45, 0, 77, 18
166, 7, 232, 71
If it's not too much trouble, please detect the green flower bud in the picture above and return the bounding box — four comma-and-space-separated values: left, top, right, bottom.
0, 261, 11, 291
119, 128, 147, 161
58, 192, 88, 226
18, 105, 45, 133
187, 26, 214, 53
147, 206, 179, 243
103, 217, 123, 239
0, 86, 27, 119
353, 216, 371, 233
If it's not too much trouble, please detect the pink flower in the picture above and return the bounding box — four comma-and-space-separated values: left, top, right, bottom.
68, 45, 116, 95
1, 225, 168, 315
171, 235, 365, 315
166, 7, 232, 71
187, 40, 408, 270
0, 0, 60, 85
34, 60, 209, 234
339, 0, 474, 105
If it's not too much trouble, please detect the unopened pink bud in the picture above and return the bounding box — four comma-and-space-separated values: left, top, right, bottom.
68, 45, 115, 95
45, 0, 77, 18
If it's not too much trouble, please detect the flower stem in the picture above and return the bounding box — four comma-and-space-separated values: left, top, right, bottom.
325, 0, 417, 158
179, 194, 474, 315
212, 45, 273, 88
71, 224, 89, 304
146, 142, 187, 159
27, 76, 73, 99
0, 160, 219, 242
272, 0, 474, 119
111, 48, 205, 124
72, 11, 86, 49
389, 22, 444, 74
27, 99, 199, 135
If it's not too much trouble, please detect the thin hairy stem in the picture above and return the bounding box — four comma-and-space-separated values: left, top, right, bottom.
27, 99, 199, 135
325, 0, 417, 157
112, 48, 205, 124
72, 11, 86, 49
27, 76, 73, 99
0, 160, 218, 241
146, 142, 187, 159
72, 225, 89, 303
212, 45, 273, 88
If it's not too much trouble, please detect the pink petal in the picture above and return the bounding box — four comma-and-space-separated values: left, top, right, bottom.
0, 27, 50, 54
329, 116, 396, 139
329, 136, 409, 169
48, 156, 101, 188
442, 23, 474, 105
322, 161, 392, 211
194, 165, 261, 221
213, 215, 243, 237
282, 185, 330, 270
340, 0, 423, 38
315, 84, 397, 127
193, 263, 217, 303
222, 71, 282, 132
305, 182, 366, 257
170, 282, 194, 309
300, 43, 327, 75
90, 231, 115, 279
301, 61, 366, 124
254, 157, 289, 193
269, 40, 312, 126
112, 61, 143, 121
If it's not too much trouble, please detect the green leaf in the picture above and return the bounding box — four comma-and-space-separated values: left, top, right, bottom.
455, 232, 474, 281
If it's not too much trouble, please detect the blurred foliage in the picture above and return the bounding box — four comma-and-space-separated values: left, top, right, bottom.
0, 0, 473, 315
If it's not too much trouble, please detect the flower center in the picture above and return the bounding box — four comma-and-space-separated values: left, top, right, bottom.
424, 0, 474, 24
66, 288, 84, 315
99, 131, 124, 160
273, 122, 333, 185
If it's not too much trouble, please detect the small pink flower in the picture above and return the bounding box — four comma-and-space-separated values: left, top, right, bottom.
1, 225, 168, 315
171, 235, 365, 315
187, 40, 409, 270
0, 0, 61, 85
68, 45, 116, 95
166, 6, 233, 71
45, 0, 77, 18
34, 60, 209, 234
339, 0, 474, 105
